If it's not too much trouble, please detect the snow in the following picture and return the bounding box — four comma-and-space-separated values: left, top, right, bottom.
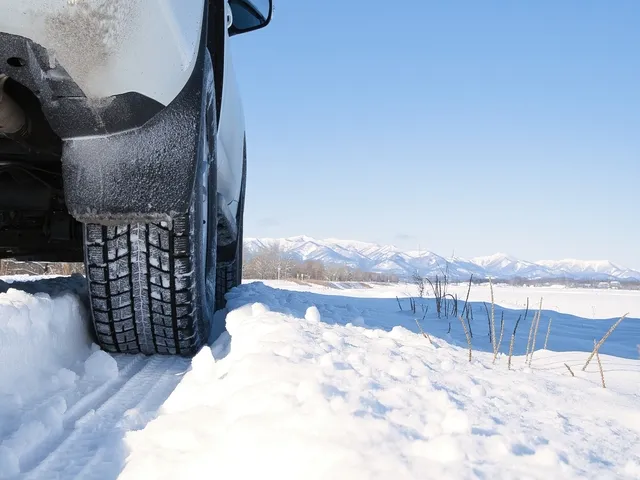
537, 259, 640, 279
304, 305, 321, 323
121, 281, 640, 479
0, 283, 92, 405
1, 275, 639, 478
83, 350, 119, 381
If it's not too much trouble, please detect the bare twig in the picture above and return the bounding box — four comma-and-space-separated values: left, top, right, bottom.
522, 297, 530, 326
425, 276, 443, 318
594, 339, 606, 388
412, 272, 425, 298
396, 296, 403, 311
507, 314, 521, 370
543, 318, 553, 350
582, 313, 628, 371
445, 293, 458, 317
525, 312, 535, 362
415, 319, 434, 346
489, 277, 496, 356
526, 298, 543, 363
458, 316, 472, 362
460, 274, 473, 319
564, 363, 575, 377
493, 311, 505, 364
528, 298, 544, 366
483, 302, 492, 347
508, 299, 528, 370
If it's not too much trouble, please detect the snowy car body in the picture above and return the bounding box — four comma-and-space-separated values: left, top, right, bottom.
0, 0, 266, 234
0, 0, 272, 355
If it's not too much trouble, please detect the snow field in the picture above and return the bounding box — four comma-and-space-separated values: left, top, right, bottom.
121, 281, 640, 480
0, 277, 191, 479
256, 279, 640, 320
0, 276, 639, 478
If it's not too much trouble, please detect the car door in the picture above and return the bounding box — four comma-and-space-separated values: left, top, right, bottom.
216, 0, 272, 224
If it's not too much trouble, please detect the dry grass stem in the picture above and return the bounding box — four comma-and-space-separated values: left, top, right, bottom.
458, 316, 472, 362
489, 278, 496, 356
493, 311, 505, 364
582, 313, 628, 371
544, 318, 553, 350
594, 339, 606, 388
528, 299, 543, 366
415, 319, 435, 346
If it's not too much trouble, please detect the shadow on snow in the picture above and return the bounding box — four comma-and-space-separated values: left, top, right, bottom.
229, 281, 640, 361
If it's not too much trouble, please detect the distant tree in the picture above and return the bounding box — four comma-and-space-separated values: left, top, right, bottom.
412, 271, 425, 298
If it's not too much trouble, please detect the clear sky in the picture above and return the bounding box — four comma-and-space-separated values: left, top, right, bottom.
230, 0, 640, 268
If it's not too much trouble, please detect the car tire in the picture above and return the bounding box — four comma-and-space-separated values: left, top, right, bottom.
82, 95, 218, 357
215, 140, 246, 310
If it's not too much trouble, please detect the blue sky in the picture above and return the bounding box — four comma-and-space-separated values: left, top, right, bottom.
230, 0, 640, 268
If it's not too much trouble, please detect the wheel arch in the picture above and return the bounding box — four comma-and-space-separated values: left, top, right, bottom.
207, 0, 226, 127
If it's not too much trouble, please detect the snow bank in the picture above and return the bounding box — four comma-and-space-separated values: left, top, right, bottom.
0, 287, 92, 403
121, 281, 640, 480
0, 278, 95, 477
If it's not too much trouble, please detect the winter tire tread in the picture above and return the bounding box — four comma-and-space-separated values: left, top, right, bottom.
84, 217, 205, 356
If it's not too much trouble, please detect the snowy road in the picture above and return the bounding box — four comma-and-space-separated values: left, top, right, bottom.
1, 276, 640, 479
0, 276, 191, 478
21, 355, 189, 479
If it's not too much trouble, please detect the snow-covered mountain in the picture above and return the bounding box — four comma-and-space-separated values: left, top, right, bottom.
244, 236, 640, 281
471, 253, 558, 280
536, 259, 640, 281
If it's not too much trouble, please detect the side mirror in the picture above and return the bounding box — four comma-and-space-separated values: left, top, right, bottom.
228, 0, 273, 36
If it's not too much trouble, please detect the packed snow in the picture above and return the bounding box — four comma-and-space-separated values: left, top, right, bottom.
0, 276, 639, 479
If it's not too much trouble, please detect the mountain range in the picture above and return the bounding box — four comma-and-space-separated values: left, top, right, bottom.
244, 235, 640, 282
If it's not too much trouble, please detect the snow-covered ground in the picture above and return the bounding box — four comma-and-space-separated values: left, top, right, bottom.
0, 277, 639, 479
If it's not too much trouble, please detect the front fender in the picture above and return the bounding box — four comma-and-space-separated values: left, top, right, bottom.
61, 38, 217, 224
0, 0, 206, 106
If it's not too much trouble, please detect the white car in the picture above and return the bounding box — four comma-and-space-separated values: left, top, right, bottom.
0, 0, 273, 355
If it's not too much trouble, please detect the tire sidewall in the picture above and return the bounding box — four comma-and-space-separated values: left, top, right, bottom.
193, 52, 218, 344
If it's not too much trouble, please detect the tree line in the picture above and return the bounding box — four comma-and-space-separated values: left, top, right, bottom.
242, 245, 400, 283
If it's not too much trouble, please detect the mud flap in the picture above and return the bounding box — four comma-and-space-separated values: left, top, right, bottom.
61, 13, 215, 225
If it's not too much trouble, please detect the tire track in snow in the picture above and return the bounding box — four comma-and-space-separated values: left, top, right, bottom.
64, 357, 190, 480
12, 355, 146, 473
22, 355, 186, 478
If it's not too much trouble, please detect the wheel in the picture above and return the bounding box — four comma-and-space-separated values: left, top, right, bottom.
215, 140, 246, 310
82, 94, 217, 357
